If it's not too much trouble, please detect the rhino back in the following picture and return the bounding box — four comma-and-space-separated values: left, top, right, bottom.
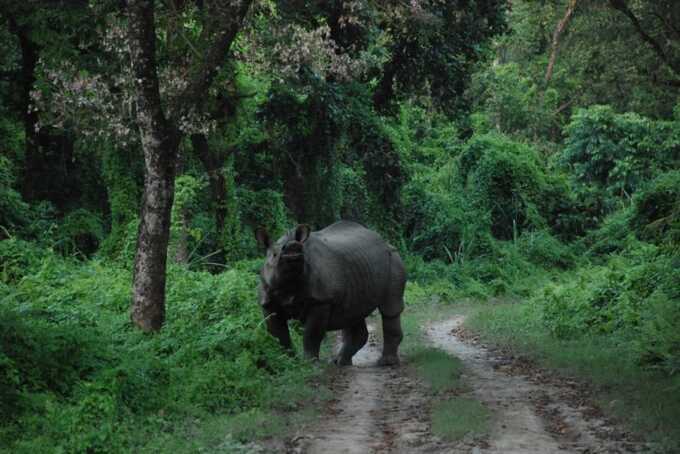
303, 221, 405, 323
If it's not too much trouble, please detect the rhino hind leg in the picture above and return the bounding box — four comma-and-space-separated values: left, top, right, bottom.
334, 320, 368, 366
378, 311, 403, 366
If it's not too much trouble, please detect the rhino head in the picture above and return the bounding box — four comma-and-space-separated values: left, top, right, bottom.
255, 224, 311, 310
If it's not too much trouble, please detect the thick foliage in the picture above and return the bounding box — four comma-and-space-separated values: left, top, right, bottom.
0, 156, 30, 234
459, 133, 571, 241
562, 106, 680, 201
630, 170, 680, 246
469, 63, 560, 140
0, 239, 315, 452
534, 245, 680, 375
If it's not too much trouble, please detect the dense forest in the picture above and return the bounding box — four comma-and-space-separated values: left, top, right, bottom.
1, 0, 679, 452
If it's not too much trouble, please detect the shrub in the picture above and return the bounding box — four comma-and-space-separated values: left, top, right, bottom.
469, 62, 558, 139
401, 157, 489, 262
0, 238, 50, 284
533, 245, 680, 375
638, 290, 680, 375
583, 207, 636, 257
237, 188, 290, 246
0, 155, 30, 234
459, 133, 551, 240
0, 241, 316, 451
56, 208, 105, 257
562, 105, 680, 202
402, 176, 469, 261
630, 170, 680, 246
517, 230, 575, 269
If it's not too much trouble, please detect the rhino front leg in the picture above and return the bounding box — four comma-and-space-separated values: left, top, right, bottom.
263, 308, 293, 353
302, 304, 331, 361
335, 320, 368, 366
378, 312, 403, 366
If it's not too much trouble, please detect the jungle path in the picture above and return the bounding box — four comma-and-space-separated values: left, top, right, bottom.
285, 315, 641, 454
427, 316, 640, 454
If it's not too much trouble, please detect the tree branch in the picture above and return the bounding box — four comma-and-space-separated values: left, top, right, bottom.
608, 0, 680, 77
545, 0, 578, 85
179, 0, 253, 117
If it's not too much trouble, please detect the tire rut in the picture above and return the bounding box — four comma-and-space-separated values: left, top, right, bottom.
290, 326, 452, 453
282, 315, 646, 454
426, 316, 644, 454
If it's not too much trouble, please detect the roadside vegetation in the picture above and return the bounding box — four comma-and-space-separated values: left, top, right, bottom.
2, 1, 679, 452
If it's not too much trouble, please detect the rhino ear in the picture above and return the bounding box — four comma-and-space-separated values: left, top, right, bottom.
294, 224, 311, 243
255, 227, 271, 250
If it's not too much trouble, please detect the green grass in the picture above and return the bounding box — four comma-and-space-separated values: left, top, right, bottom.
467, 302, 680, 451
397, 292, 491, 442
409, 347, 464, 392
0, 239, 330, 453
431, 398, 490, 441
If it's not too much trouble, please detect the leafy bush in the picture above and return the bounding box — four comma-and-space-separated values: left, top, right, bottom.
0, 238, 50, 284
583, 207, 636, 257
469, 62, 559, 140
532, 245, 680, 375
516, 230, 575, 269
55, 208, 105, 257
459, 133, 552, 240
235, 187, 291, 257
0, 241, 316, 452
401, 172, 471, 261
562, 106, 680, 202
0, 155, 30, 234
630, 170, 680, 245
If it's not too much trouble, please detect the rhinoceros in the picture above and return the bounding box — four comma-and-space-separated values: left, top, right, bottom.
255, 220, 406, 366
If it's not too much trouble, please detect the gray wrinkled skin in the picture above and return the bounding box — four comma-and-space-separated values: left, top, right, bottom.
256, 221, 406, 366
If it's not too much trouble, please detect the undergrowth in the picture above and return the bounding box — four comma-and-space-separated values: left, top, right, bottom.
0, 238, 322, 453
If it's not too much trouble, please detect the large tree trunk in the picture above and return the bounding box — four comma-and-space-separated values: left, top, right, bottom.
132, 137, 178, 331
127, 0, 253, 331
128, 0, 179, 332
6, 15, 41, 201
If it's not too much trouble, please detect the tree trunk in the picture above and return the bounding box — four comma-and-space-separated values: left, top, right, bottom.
128, 0, 179, 332
192, 133, 227, 233
7, 16, 41, 201
132, 139, 178, 331
545, 0, 578, 85
127, 0, 252, 331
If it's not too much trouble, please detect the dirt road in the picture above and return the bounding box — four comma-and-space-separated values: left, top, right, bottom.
289, 325, 451, 453
285, 315, 642, 454
427, 316, 641, 454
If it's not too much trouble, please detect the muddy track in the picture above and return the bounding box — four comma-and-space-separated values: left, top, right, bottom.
289, 326, 452, 453
282, 316, 644, 454
427, 316, 643, 454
